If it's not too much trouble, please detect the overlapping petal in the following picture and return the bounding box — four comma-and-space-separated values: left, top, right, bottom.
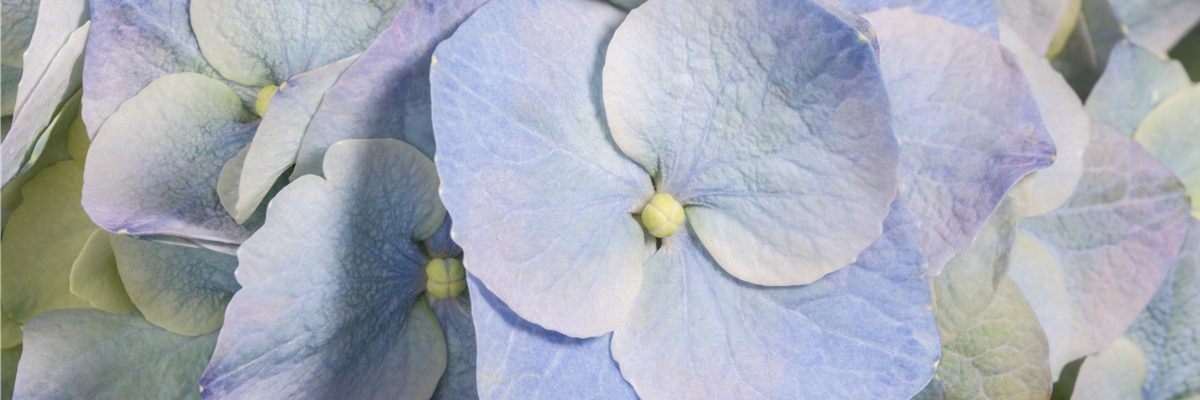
67, 229, 135, 314
82, 0, 256, 139
1071, 338, 1147, 400
429, 294, 477, 400
13, 309, 217, 399
611, 199, 940, 399
82, 72, 258, 246
606, 0, 899, 287
995, 0, 1078, 56
828, 0, 999, 38
1047, 0, 1125, 99
1133, 85, 1200, 219
1, 0, 38, 68
999, 24, 1089, 217
190, 0, 404, 87
1108, 0, 1200, 55
200, 139, 447, 399
232, 54, 359, 222
1010, 121, 1190, 378
866, 8, 1056, 276
110, 234, 239, 336
292, 0, 490, 177
1085, 41, 1191, 136
469, 275, 636, 400
431, 0, 654, 338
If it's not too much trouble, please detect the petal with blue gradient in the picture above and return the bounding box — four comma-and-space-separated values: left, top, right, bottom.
82, 73, 259, 246
1000, 24, 1090, 217
1012, 121, 1190, 379
431, 0, 654, 338
1109, 0, 1200, 54
611, 199, 939, 399
826, 0, 999, 38
1133, 86, 1200, 219
200, 139, 447, 399
190, 0, 404, 87
110, 234, 239, 336
867, 8, 1056, 277
1085, 41, 1191, 136
233, 54, 358, 223
83, 0, 256, 139
14, 309, 216, 399
606, 0, 899, 287
292, 0, 490, 177
429, 293, 477, 400
470, 275, 636, 400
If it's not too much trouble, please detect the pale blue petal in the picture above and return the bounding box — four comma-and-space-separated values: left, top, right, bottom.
292, 0, 490, 177
1086, 41, 1191, 136
83, 0, 256, 140
611, 199, 940, 399
1110, 0, 1200, 54
425, 215, 462, 259
1124, 218, 1200, 400
606, 0, 899, 286
1011, 121, 1190, 378
10, 0, 87, 116
1133, 86, 1200, 219
232, 54, 358, 223
200, 139, 447, 399
431, 0, 654, 338
828, 0, 999, 38
14, 309, 217, 400
1071, 338, 1147, 400
999, 24, 1090, 217
866, 8, 1056, 276
429, 294, 477, 400
190, 0, 404, 87
110, 234, 239, 336
82, 73, 258, 246
1, 21, 87, 186
1, 0, 38, 67
995, 0, 1077, 56
469, 275, 637, 400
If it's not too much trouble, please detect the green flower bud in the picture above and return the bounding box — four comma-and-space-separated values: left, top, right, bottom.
426, 258, 466, 298
254, 85, 279, 117
641, 193, 685, 238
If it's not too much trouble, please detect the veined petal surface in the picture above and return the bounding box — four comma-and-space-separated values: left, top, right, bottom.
999, 24, 1089, 217
1011, 121, 1189, 378
826, 0, 999, 38
1133, 86, 1200, 219
110, 234, 239, 336
190, 0, 404, 87
611, 199, 939, 399
292, 0, 490, 177
200, 139, 447, 399
429, 293, 477, 400
82, 73, 259, 246
431, 0, 653, 338
469, 275, 636, 400
14, 309, 216, 400
606, 0, 899, 286
867, 8, 1056, 277
83, 0, 256, 139
233, 54, 359, 222
1085, 41, 1191, 137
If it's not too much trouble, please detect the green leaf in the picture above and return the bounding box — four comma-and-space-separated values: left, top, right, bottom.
938, 276, 1053, 400
13, 309, 216, 399
1, 161, 96, 332
68, 229, 135, 314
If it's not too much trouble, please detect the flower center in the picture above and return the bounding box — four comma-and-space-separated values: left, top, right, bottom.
426, 258, 466, 298
254, 85, 279, 117
641, 193, 685, 238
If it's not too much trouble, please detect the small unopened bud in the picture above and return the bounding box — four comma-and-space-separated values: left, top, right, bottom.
641, 193, 685, 238
426, 258, 466, 298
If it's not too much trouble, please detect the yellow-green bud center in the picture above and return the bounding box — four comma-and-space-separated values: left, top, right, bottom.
254, 85, 279, 117
641, 193, 685, 238
426, 258, 466, 298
